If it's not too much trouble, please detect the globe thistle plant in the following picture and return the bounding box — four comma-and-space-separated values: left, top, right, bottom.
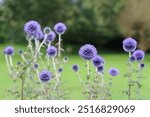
54, 22, 67, 57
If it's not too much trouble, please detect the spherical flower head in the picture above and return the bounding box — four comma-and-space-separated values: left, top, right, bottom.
36, 31, 44, 41
97, 65, 104, 73
4, 46, 14, 56
54, 22, 67, 35
58, 68, 63, 73
46, 46, 57, 57
46, 31, 56, 42
34, 63, 39, 69
140, 63, 145, 69
129, 55, 136, 62
79, 44, 97, 60
18, 49, 23, 55
24, 20, 41, 36
108, 68, 119, 77
63, 56, 69, 62
123, 38, 137, 52
72, 64, 79, 72
132, 50, 145, 61
39, 70, 52, 83
92, 55, 104, 67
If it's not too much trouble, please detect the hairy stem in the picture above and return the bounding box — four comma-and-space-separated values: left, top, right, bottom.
137, 62, 142, 99
58, 34, 61, 57
128, 52, 132, 100
21, 78, 25, 100
76, 72, 88, 91
52, 58, 59, 91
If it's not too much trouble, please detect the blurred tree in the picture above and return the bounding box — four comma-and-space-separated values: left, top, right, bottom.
118, 0, 150, 51
0, 0, 124, 47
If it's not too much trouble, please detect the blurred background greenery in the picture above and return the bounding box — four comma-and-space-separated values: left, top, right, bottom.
0, 0, 150, 100
1, 0, 150, 52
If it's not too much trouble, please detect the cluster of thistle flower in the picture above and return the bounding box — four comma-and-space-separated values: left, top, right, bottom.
3, 20, 68, 99
122, 38, 145, 100
72, 44, 119, 99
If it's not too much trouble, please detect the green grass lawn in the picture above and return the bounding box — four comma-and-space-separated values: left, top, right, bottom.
0, 44, 150, 100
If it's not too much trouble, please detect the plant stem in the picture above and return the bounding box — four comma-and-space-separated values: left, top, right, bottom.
76, 72, 88, 91
137, 62, 142, 99
33, 34, 47, 63
128, 52, 132, 100
86, 60, 92, 99
58, 34, 61, 57
21, 78, 25, 100
52, 58, 59, 91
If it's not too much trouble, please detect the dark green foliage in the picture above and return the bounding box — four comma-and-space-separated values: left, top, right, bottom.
0, 0, 124, 46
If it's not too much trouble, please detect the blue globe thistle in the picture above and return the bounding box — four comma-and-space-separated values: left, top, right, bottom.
36, 31, 44, 41
46, 46, 57, 57
129, 55, 136, 62
39, 70, 52, 83
63, 56, 68, 62
92, 55, 104, 67
34, 63, 39, 69
108, 68, 119, 77
140, 63, 145, 69
24, 20, 41, 36
72, 64, 79, 72
123, 38, 137, 52
4, 46, 14, 56
97, 65, 104, 73
54, 22, 67, 35
17, 61, 21, 65
132, 50, 145, 61
18, 49, 23, 55
46, 31, 56, 42
58, 68, 63, 73
79, 44, 97, 60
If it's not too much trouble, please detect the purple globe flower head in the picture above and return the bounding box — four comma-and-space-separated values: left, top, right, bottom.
46, 46, 57, 57
58, 68, 63, 73
24, 20, 41, 36
34, 63, 39, 69
129, 55, 136, 62
123, 38, 137, 52
92, 55, 104, 67
39, 70, 52, 83
36, 31, 44, 41
108, 68, 119, 77
4, 46, 14, 56
17, 61, 21, 65
63, 56, 69, 62
54, 22, 67, 35
97, 65, 104, 73
46, 31, 56, 42
72, 64, 79, 72
18, 49, 23, 55
79, 44, 97, 60
140, 63, 145, 69
132, 50, 145, 61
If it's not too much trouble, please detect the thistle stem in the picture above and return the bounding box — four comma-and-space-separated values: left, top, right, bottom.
5, 55, 11, 73
137, 62, 142, 99
128, 52, 132, 100
58, 34, 61, 57
52, 58, 59, 91
9, 56, 13, 68
76, 72, 88, 91
21, 78, 25, 100
33, 34, 47, 63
